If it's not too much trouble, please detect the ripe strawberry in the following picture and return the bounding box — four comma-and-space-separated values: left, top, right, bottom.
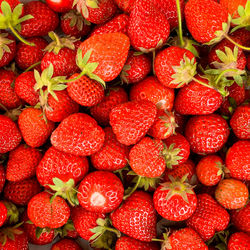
51, 113, 105, 156
220, 0, 247, 17
28, 191, 70, 228
90, 87, 128, 126
111, 191, 157, 242
0, 115, 21, 154
0, 32, 16, 68
18, 108, 55, 148
184, 0, 229, 44
91, 127, 129, 171
121, 51, 151, 84
4, 178, 41, 206
186, 193, 230, 241
225, 140, 250, 180
15, 37, 48, 71
20, 1, 59, 37
185, 114, 229, 155
228, 232, 250, 250
0, 165, 5, 194
0, 69, 22, 109
130, 76, 175, 111
215, 178, 248, 209
230, 104, 250, 139
0, 201, 7, 227
45, 0, 74, 13
231, 28, 250, 47
6, 144, 42, 182
51, 238, 82, 250
36, 146, 89, 187
79, 32, 130, 82
127, 0, 170, 52
109, 100, 157, 146
113, 0, 135, 13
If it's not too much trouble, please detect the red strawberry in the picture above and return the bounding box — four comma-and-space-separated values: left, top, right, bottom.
6, 144, 42, 182
185, 114, 229, 155
127, 0, 170, 52
4, 178, 41, 206
130, 76, 175, 111
225, 140, 250, 180
45, 0, 74, 13
51, 238, 82, 250
109, 100, 157, 146
18, 108, 55, 148
91, 127, 129, 171
51, 113, 105, 156
111, 191, 157, 242
113, 0, 135, 13
0, 201, 7, 227
215, 178, 248, 209
0, 115, 21, 154
220, 0, 247, 17
228, 232, 250, 250
186, 193, 230, 241
90, 87, 128, 126
0, 165, 5, 194
231, 28, 250, 47
20, 1, 59, 37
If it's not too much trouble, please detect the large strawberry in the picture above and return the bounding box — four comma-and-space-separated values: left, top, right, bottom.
51, 238, 82, 250
0, 165, 5, 194
228, 232, 250, 250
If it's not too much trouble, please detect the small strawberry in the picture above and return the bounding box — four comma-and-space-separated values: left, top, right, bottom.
51, 238, 82, 250
0, 165, 5, 194
130, 76, 175, 111
0, 201, 7, 227
185, 114, 229, 155
215, 178, 248, 209
228, 232, 250, 250
109, 100, 157, 146
186, 193, 230, 241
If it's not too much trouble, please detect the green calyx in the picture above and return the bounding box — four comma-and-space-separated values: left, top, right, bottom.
0, 32, 12, 59
161, 143, 183, 169
35, 227, 52, 239
3, 201, 19, 225
75, 0, 99, 19
55, 219, 75, 238
159, 110, 178, 137
138, 39, 164, 53
120, 64, 131, 84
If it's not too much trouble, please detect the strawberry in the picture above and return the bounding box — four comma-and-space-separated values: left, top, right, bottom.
196, 155, 224, 186
111, 191, 157, 242
153, 176, 197, 221
247, 54, 250, 70
113, 0, 135, 13
51, 238, 82, 250
15, 37, 48, 71
173, 111, 187, 134
4, 178, 41, 206
225, 140, 250, 180
0, 115, 21, 154
45, 0, 74, 13
0, 69, 22, 110
230, 104, 250, 139
228, 232, 250, 250
28, 191, 70, 228
0, 32, 16, 68
18, 108, 55, 148
90, 87, 128, 126
76, 0, 117, 24
185, 114, 229, 155
186, 193, 230, 241
61, 10, 91, 38
79, 32, 130, 82
127, 0, 170, 52
51, 113, 105, 156
230, 28, 250, 47
91, 127, 129, 171
120, 50, 151, 84
215, 178, 248, 209
130, 76, 175, 111
0, 165, 5, 194
184, 0, 229, 44
6, 144, 42, 182
109, 100, 157, 146
220, 0, 247, 17
0, 201, 7, 227
20, 1, 59, 37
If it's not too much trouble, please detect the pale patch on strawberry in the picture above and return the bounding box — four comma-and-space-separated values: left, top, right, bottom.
90, 192, 106, 207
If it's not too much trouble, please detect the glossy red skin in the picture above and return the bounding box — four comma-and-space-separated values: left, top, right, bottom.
113, 0, 136, 13
0, 165, 5, 194
90, 87, 128, 126
109, 100, 157, 146
28, 191, 70, 228
51, 238, 82, 250
51, 113, 105, 156
20, 1, 59, 37
18, 108, 55, 148
15, 37, 48, 71
91, 127, 129, 171
184, 0, 228, 43
45, 0, 73, 13
71, 205, 105, 241
0, 32, 16, 68
231, 203, 250, 233
130, 76, 175, 111
154, 46, 196, 88
225, 140, 250, 180
6, 144, 42, 182
111, 191, 157, 242
4, 178, 41, 206
186, 194, 230, 241
0, 115, 21, 154
231, 28, 250, 47
121, 51, 151, 84
0, 69, 22, 109
185, 114, 229, 155
0, 201, 7, 227
228, 232, 250, 250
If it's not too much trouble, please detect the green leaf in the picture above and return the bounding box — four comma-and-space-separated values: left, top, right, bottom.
238, 5, 245, 17
1, 1, 12, 18
82, 49, 92, 65
86, 62, 99, 73
12, 4, 23, 20
17, 14, 33, 23
35, 227, 44, 239
47, 64, 54, 79
52, 177, 65, 187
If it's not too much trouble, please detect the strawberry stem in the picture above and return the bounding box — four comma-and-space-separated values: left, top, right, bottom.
192, 76, 214, 89
224, 34, 250, 51
64, 70, 86, 83
176, 0, 184, 47
214, 68, 238, 86
123, 175, 142, 200
152, 238, 165, 242
24, 61, 41, 72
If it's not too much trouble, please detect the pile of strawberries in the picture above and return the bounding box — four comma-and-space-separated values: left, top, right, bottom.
0, 0, 249, 249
